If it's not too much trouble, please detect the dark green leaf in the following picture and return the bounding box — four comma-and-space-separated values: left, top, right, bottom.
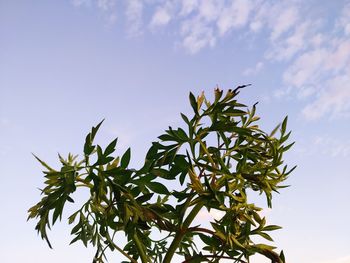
146, 182, 170, 195
104, 138, 118, 156
189, 92, 198, 115
136, 193, 154, 203
121, 148, 131, 168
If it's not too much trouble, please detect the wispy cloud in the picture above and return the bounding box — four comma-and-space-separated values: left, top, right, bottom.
149, 1, 175, 29
179, 0, 198, 16
125, 0, 143, 36
302, 70, 350, 120
295, 134, 350, 158
71, 0, 117, 24
72, 0, 91, 7
337, 2, 350, 36
180, 16, 216, 54
243, 61, 264, 76
283, 32, 350, 120
217, 0, 253, 36
267, 2, 350, 120
71, 0, 350, 120
96, 0, 116, 11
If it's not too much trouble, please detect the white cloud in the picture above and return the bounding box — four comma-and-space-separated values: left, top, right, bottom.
179, 0, 198, 16
325, 39, 350, 73
302, 72, 350, 120
249, 1, 301, 40
125, 0, 143, 36
270, 7, 299, 41
243, 61, 264, 76
275, 1, 350, 121
197, 0, 223, 22
71, 0, 91, 7
296, 134, 350, 158
181, 17, 216, 54
71, 0, 118, 24
283, 48, 328, 88
273, 86, 292, 99
217, 0, 253, 36
96, 0, 116, 11
267, 20, 315, 61
178, 0, 255, 53
150, 8, 171, 27
71, 0, 350, 120
337, 2, 350, 36
283, 33, 350, 120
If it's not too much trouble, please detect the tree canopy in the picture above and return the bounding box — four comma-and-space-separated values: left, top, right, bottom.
28, 87, 295, 263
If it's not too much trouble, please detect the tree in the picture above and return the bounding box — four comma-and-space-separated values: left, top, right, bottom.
28, 87, 295, 263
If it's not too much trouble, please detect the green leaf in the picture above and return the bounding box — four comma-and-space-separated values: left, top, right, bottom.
280, 250, 286, 263
84, 119, 104, 155
253, 243, 277, 250
280, 131, 291, 144
214, 87, 223, 102
197, 91, 205, 110
175, 128, 188, 141
198, 233, 213, 246
32, 154, 56, 172
158, 134, 176, 141
263, 225, 282, 231
189, 92, 198, 115
136, 193, 154, 203
258, 232, 274, 241
146, 182, 170, 195
104, 138, 118, 156
180, 113, 190, 125
52, 197, 65, 225
224, 108, 246, 116
91, 119, 104, 139
68, 211, 79, 224
69, 234, 81, 245
283, 141, 295, 152
152, 168, 175, 180
281, 116, 288, 134
270, 124, 281, 137
71, 221, 82, 235
121, 148, 131, 168
179, 171, 187, 185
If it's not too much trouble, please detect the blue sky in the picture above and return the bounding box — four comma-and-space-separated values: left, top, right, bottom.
1, 0, 350, 262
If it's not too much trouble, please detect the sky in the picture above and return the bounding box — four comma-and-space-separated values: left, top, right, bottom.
1, 0, 350, 262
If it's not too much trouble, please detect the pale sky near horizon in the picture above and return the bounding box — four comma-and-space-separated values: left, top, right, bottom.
1, 1, 350, 263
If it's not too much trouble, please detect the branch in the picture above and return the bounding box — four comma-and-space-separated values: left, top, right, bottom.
163, 202, 204, 263
105, 232, 137, 263
187, 227, 215, 235
133, 232, 149, 263
181, 254, 248, 263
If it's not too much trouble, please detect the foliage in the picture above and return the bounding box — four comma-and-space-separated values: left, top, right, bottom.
28, 87, 295, 263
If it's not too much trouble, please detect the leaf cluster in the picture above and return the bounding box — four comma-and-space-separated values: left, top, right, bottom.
28, 87, 295, 263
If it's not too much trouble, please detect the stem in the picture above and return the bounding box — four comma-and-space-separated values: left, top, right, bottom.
163, 202, 204, 263
197, 139, 216, 168
187, 227, 215, 235
182, 254, 247, 263
105, 233, 137, 263
133, 232, 149, 263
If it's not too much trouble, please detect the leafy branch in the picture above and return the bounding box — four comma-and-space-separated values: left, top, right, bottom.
28, 87, 295, 263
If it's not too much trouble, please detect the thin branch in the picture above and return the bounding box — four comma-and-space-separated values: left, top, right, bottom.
105, 232, 138, 263
181, 254, 248, 263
